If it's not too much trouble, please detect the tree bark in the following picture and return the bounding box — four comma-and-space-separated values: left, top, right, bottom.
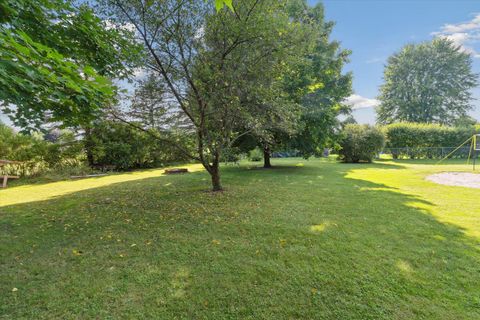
210, 162, 222, 192
84, 125, 95, 167
263, 145, 272, 168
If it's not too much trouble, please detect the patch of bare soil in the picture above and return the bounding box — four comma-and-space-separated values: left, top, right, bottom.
426, 172, 480, 189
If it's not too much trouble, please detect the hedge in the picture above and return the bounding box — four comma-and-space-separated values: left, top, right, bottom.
383, 122, 479, 159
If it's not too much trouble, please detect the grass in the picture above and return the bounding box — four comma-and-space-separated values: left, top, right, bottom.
1, 158, 479, 319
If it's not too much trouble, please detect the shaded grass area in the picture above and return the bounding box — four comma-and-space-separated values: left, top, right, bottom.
1, 158, 479, 319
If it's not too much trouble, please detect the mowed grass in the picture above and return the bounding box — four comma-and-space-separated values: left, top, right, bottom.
1, 158, 479, 319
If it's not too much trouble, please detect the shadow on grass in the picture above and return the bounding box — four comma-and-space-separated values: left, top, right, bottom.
0, 160, 479, 318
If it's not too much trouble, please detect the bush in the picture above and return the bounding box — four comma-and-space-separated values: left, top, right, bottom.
90, 121, 192, 170
0, 123, 85, 177
339, 124, 385, 163
383, 122, 477, 159
248, 147, 263, 162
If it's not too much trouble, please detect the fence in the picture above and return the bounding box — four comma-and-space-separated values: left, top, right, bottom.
383, 147, 475, 160
268, 147, 476, 160
272, 151, 302, 158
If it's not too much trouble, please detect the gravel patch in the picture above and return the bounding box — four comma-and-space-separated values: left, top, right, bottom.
426, 172, 480, 189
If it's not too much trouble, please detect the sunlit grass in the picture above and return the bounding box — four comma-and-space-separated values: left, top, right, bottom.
1, 158, 479, 319
346, 160, 480, 239
0, 164, 204, 207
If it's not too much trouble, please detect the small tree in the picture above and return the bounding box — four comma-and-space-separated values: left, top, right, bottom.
377, 38, 478, 125
101, 0, 297, 191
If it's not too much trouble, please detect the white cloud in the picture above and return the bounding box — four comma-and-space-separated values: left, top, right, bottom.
435, 14, 480, 34
345, 94, 380, 110
432, 13, 480, 58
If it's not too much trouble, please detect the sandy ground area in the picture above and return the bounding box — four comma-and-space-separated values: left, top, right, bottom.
426, 172, 480, 189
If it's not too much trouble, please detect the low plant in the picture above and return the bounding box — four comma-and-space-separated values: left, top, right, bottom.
248, 147, 263, 162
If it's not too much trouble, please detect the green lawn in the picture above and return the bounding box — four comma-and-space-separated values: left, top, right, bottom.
1, 158, 479, 319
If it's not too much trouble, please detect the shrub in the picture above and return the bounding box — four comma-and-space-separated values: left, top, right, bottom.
339, 124, 385, 163
248, 147, 263, 162
90, 121, 192, 170
0, 123, 85, 177
383, 122, 477, 159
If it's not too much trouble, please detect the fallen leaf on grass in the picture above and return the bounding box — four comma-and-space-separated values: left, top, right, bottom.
72, 249, 83, 256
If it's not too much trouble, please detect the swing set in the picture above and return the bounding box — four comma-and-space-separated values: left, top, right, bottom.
437, 134, 480, 170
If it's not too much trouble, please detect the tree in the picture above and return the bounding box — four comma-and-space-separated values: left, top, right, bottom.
258, 0, 352, 166
101, 0, 297, 191
126, 74, 186, 131
0, 0, 140, 132
377, 38, 478, 125
1, 0, 142, 169
453, 115, 477, 128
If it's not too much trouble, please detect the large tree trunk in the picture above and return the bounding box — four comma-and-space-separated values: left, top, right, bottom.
263, 145, 272, 168
84, 125, 95, 167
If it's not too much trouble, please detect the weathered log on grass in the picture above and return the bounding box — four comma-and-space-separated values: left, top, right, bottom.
164, 168, 189, 175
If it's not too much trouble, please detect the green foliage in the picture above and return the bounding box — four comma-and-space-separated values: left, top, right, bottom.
127, 74, 175, 130
284, 1, 352, 158
235, 1, 352, 163
377, 38, 478, 125
214, 0, 233, 11
383, 122, 477, 159
453, 115, 478, 128
339, 124, 385, 163
90, 121, 191, 170
0, 0, 141, 131
248, 147, 263, 162
0, 123, 85, 176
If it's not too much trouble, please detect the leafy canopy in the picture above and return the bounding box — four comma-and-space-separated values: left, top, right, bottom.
0, 0, 140, 131
284, 0, 352, 157
377, 38, 478, 125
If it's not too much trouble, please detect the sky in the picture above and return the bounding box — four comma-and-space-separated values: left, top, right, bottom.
307, 0, 480, 124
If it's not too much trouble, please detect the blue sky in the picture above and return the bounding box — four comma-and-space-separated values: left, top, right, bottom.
308, 0, 480, 124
